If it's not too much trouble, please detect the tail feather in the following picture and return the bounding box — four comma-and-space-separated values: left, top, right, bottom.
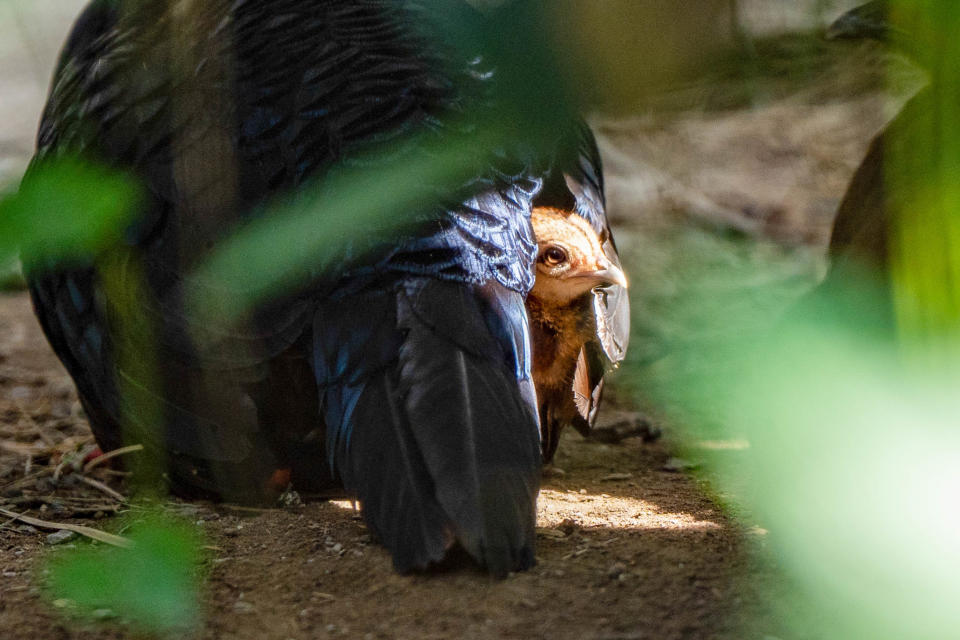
344, 374, 454, 571
396, 290, 540, 574
316, 279, 540, 575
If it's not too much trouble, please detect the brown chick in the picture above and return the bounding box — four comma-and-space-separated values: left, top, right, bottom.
526, 206, 628, 461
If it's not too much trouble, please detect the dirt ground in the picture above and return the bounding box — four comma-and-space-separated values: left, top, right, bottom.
2, 291, 755, 640
0, 8, 924, 640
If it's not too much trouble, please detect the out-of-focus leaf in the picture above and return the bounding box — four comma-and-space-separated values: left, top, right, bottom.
47, 516, 202, 635
0, 257, 24, 290
189, 125, 507, 323
886, 0, 960, 352
650, 264, 960, 639
730, 286, 960, 639
0, 158, 140, 267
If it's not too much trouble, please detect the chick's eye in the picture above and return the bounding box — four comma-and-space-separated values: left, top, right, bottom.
542, 246, 568, 266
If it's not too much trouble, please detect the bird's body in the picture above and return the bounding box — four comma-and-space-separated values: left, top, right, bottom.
528, 290, 597, 399
814, 0, 921, 326
26, 0, 628, 574
27, 0, 549, 575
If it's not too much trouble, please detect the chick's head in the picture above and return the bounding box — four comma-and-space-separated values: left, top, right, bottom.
530, 207, 627, 306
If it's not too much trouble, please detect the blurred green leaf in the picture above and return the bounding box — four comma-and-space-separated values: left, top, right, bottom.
0, 158, 140, 267
885, 0, 960, 353
731, 292, 960, 639
647, 263, 960, 639
0, 256, 24, 290
189, 125, 508, 323
47, 516, 202, 635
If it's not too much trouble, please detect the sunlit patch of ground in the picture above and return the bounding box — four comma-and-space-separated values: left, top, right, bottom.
538, 489, 723, 531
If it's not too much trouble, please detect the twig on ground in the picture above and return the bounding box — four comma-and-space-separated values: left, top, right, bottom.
220, 504, 274, 513
51, 442, 97, 482
0, 506, 132, 548
0, 468, 52, 493
0, 495, 122, 516
82, 444, 143, 473
0, 441, 47, 457
0, 512, 21, 532
76, 475, 126, 503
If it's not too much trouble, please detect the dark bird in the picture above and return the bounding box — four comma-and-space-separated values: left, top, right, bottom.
823, 0, 897, 283
812, 0, 926, 328
21, 0, 593, 575
525, 123, 629, 461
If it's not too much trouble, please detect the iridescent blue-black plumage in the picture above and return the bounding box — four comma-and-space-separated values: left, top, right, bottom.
27, 0, 548, 574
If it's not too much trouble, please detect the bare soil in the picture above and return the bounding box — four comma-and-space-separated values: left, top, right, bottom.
2, 292, 757, 640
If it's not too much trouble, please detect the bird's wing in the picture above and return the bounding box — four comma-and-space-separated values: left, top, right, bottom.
314, 276, 540, 574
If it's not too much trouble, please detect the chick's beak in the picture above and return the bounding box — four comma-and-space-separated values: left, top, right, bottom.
586, 256, 628, 288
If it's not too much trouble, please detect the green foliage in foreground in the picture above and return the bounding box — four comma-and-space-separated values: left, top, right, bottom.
0, 158, 140, 268
0, 257, 24, 290
47, 517, 203, 636
733, 293, 957, 639
641, 264, 960, 639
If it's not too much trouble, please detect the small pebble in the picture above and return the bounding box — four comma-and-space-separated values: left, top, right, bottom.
600, 473, 632, 482
662, 457, 699, 472
607, 562, 627, 578
46, 530, 77, 545
233, 600, 255, 614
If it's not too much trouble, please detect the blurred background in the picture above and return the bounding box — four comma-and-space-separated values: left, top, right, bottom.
2, 1, 955, 639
